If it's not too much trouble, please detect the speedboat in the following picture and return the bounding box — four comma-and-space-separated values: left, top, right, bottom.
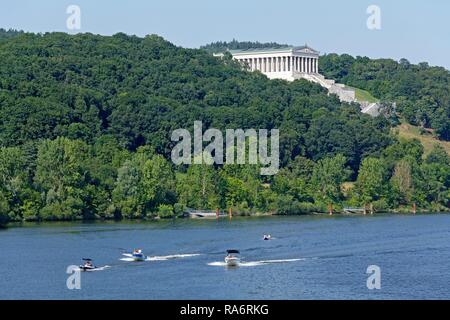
263, 234, 272, 240
132, 249, 146, 261
224, 250, 240, 267
79, 258, 96, 271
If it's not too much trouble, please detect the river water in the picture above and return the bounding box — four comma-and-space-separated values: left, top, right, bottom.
0, 214, 449, 299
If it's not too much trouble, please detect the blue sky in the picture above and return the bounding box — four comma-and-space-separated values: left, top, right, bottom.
1, 0, 449, 68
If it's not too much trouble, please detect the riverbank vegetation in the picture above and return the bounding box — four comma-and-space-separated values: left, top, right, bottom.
0, 32, 449, 226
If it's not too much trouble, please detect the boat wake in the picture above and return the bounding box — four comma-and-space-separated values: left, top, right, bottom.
76, 265, 111, 272
208, 258, 305, 267
148, 253, 201, 261
120, 253, 201, 262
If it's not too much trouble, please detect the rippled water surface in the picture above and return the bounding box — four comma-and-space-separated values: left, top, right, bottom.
0, 214, 449, 299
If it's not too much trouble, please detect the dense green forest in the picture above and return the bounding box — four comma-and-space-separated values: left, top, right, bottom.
0, 33, 449, 226
202, 40, 450, 141
201, 39, 289, 53
319, 54, 450, 141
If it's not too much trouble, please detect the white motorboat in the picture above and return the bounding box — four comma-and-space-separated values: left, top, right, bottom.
79, 258, 96, 271
263, 234, 272, 240
131, 249, 146, 261
225, 250, 240, 267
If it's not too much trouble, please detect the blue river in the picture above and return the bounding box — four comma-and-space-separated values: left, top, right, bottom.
0, 214, 449, 299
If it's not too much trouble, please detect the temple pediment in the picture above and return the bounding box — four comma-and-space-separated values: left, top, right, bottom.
293, 45, 319, 55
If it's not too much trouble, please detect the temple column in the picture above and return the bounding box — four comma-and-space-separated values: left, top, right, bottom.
290, 56, 294, 72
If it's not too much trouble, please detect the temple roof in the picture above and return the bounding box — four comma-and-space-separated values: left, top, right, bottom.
229, 45, 319, 55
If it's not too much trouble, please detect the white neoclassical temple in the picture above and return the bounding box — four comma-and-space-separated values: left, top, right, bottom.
228, 45, 319, 81
215, 45, 357, 104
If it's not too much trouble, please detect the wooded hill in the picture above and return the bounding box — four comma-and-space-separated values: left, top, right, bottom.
0, 33, 448, 226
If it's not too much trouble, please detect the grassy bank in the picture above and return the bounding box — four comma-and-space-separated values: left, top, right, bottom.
393, 122, 450, 157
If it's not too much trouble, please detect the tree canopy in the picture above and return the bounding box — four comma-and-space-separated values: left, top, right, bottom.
319, 54, 450, 140
0, 33, 448, 225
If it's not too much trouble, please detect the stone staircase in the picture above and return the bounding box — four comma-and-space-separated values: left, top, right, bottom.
296, 73, 383, 116
302, 73, 356, 103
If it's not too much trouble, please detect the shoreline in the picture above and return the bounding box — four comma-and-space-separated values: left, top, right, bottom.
2, 211, 450, 229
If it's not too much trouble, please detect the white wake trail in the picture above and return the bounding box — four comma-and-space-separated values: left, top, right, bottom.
208, 258, 306, 267
147, 253, 201, 261
76, 265, 111, 271
120, 253, 201, 262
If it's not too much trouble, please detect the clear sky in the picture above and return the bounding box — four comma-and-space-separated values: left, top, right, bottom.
1, 0, 449, 69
